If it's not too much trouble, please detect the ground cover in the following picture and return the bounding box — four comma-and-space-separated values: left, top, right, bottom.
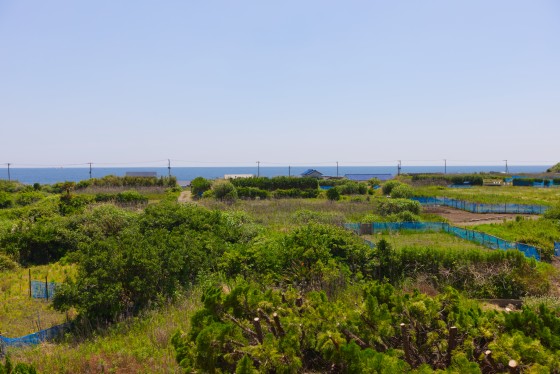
364, 231, 491, 252
413, 185, 560, 205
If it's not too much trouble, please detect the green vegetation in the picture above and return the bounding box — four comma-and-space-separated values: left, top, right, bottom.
547, 162, 560, 173
1, 177, 560, 372
411, 174, 484, 186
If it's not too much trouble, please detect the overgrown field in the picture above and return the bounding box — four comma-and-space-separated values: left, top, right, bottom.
2, 176, 560, 372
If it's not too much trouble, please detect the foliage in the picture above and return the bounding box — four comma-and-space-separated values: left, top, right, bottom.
230, 177, 318, 191
376, 199, 421, 216
547, 162, 560, 173
0, 356, 38, 374
411, 174, 484, 186
236, 187, 270, 200
190, 177, 212, 198
389, 185, 413, 199
72, 175, 177, 189
272, 189, 319, 199
0, 192, 13, 209
213, 181, 238, 202
173, 281, 560, 373
381, 181, 403, 195
326, 187, 341, 201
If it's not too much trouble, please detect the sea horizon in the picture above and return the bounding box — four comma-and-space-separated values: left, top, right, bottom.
0, 165, 554, 185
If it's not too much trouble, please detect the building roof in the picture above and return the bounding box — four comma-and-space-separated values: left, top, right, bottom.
301, 169, 323, 177
344, 173, 393, 182
125, 171, 157, 178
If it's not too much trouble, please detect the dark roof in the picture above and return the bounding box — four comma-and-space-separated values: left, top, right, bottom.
125, 171, 157, 177
344, 173, 393, 182
301, 169, 323, 177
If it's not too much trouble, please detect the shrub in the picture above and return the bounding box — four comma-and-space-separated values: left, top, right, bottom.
326, 187, 341, 201
237, 187, 270, 200
190, 177, 212, 198
0, 254, 18, 271
377, 198, 421, 216
390, 184, 413, 199
381, 180, 402, 195
213, 181, 238, 202
116, 190, 149, 204
0, 191, 13, 209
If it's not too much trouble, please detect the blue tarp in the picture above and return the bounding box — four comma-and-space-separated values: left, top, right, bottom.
344, 221, 542, 260
412, 197, 548, 215
555, 242, 560, 257
0, 323, 68, 347
30, 280, 58, 299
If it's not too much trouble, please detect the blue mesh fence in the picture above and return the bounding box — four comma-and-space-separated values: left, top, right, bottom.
555, 242, 560, 257
344, 221, 541, 260
412, 197, 548, 215
0, 323, 69, 347
30, 280, 58, 299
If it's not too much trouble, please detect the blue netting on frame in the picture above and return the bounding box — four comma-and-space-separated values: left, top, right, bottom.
555, 242, 560, 257
412, 197, 548, 215
30, 280, 58, 299
345, 221, 541, 260
0, 323, 68, 347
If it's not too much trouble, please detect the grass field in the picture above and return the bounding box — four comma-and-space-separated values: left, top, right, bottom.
413, 185, 560, 205
0, 264, 75, 337
364, 231, 492, 252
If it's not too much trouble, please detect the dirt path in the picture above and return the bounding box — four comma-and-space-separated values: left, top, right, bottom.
424, 206, 538, 226
178, 190, 193, 203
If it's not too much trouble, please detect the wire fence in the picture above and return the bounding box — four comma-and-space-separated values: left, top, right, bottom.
30, 280, 58, 299
343, 222, 541, 260
0, 323, 69, 348
412, 197, 548, 215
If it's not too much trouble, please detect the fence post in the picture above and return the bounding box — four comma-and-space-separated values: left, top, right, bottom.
45, 275, 49, 301
29, 269, 31, 298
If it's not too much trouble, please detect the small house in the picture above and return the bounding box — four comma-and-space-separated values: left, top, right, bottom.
301, 169, 323, 178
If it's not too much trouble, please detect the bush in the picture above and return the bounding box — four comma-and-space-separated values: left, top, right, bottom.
237, 187, 270, 200
326, 187, 341, 201
0, 253, 18, 271
190, 177, 212, 198
0, 191, 13, 209
116, 190, 149, 204
213, 181, 238, 202
377, 198, 421, 216
381, 180, 402, 195
390, 184, 413, 199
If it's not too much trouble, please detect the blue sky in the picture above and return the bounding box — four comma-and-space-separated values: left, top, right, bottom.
1, 1, 559, 167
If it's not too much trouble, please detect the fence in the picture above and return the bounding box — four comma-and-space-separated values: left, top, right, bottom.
0, 323, 69, 348
555, 242, 560, 257
343, 222, 542, 260
30, 280, 58, 299
412, 197, 548, 215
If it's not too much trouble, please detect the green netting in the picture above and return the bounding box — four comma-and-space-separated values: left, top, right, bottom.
413, 197, 548, 214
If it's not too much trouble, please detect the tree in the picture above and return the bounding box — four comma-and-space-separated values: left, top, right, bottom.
213, 181, 238, 202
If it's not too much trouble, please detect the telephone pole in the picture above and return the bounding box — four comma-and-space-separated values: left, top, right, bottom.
444, 159, 447, 174
397, 160, 402, 176
288, 165, 291, 177
7, 163, 11, 181
88, 162, 92, 179
168, 159, 171, 178
336, 161, 339, 178
504, 160, 509, 174
257, 161, 260, 177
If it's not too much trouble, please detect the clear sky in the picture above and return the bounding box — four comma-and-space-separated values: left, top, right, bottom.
1, 1, 559, 167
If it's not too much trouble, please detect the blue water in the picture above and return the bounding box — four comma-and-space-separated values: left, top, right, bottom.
0, 165, 551, 185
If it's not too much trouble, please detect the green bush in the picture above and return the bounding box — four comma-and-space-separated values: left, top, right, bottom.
213, 181, 238, 202
116, 190, 148, 204
190, 177, 212, 198
389, 184, 413, 199
377, 198, 421, 216
326, 187, 341, 201
0, 191, 13, 209
381, 180, 402, 195
237, 187, 270, 200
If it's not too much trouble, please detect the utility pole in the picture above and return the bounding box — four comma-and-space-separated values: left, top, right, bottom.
397, 160, 402, 176
88, 162, 92, 179
7, 163, 11, 181
444, 159, 447, 174
288, 165, 291, 177
168, 159, 171, 178
504, 160, 509, 174
257, 161, 260, 177
336, 161, 339, 178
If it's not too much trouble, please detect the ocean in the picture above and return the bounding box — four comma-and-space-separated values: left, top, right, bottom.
0, 165, 551, 185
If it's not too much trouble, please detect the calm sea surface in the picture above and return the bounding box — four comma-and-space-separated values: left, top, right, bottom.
0, 165, 551, 185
